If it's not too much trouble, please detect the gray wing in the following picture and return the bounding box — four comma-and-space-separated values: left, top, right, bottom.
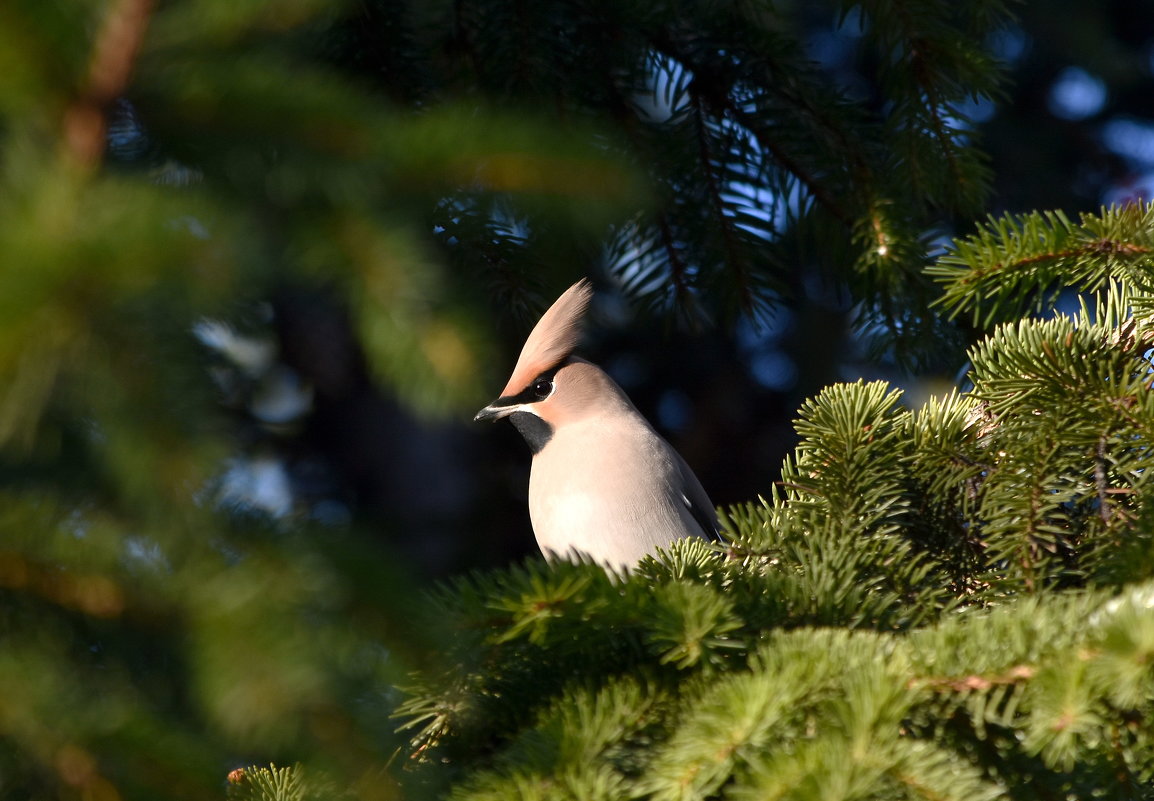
673, 451, 720, 541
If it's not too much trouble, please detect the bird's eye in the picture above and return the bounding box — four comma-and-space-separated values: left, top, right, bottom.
532, 378, 553, 400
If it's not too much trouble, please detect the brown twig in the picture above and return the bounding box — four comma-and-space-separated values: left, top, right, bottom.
62, 0, 155, 169
913, 664, 1035, 693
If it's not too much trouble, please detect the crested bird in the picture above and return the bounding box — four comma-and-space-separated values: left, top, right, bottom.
474, 279, 718, 570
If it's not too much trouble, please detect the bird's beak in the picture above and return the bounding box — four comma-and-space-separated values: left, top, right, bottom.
474, 401, 513, 423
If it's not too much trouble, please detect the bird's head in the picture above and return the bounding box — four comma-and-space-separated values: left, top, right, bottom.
475, 280, 620, 452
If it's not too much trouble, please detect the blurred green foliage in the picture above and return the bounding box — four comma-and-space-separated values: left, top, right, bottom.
0, 0, 647, 796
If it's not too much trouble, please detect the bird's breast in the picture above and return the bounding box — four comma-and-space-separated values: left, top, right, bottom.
526, 417, 705, 569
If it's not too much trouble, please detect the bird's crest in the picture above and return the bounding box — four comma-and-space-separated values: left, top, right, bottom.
501, 279, 593, 396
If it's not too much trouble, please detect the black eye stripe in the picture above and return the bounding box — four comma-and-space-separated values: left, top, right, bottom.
489, 365, 562, 408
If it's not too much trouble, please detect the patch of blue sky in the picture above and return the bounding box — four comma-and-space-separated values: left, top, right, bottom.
736, 314, 796, 391
750, 350, 798, 391
987, 26, 1030, 65
1101, 118, 1154, 167
193, 318, 276, 376
123, 536, 171, 572
657, 389, 693, 431
809, 4, 867, 62
1048, 66, 1107, 121
218, 457, 293, 518
949, 95, 997, 127
923, 228, 956, 260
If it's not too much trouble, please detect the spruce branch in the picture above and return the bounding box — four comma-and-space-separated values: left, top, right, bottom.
225, 764, 345, 801
858, 0, 1003, 213
914, 664, 1037, 694
930, 204, 1154, 327
657, 209, 691, 303
399, 582, 1154, 798
690, 90, 754, 315
720, 98, 856, 228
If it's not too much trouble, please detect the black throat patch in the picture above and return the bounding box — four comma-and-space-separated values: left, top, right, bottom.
509, 411, 553, 455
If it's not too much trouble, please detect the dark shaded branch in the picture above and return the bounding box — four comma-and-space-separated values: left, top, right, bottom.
723, 100, 855, 227
690, 90, 754, 313
647, 31, 859, 228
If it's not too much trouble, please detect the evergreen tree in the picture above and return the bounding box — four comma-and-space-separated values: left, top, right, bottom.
1, 1, 1153, 800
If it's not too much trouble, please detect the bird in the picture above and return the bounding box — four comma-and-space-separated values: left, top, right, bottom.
474, 279, 718, 571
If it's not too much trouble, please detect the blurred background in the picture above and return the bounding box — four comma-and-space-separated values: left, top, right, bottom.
2, 0, 1154, 797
